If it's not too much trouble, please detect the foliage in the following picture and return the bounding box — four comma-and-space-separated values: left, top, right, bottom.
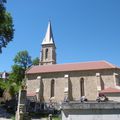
9, 50, 32, 85
0, 79, 20, 100
11, 116, 15, 120
0, 79, 7, 90
9, 64, 25, 84
9, 82, 19, 97
52, 116, 61, 120
41, 116, 61, 120
32, 57, 39, 65
0, 0, 14, 53
0, 0, 6, 3
14, 50, 32, 70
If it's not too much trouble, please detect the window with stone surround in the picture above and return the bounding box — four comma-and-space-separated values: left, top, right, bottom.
45, 48, 48, 59
116, 75, 120, 86
80, 78, 85, 96
50, 79, 55, 97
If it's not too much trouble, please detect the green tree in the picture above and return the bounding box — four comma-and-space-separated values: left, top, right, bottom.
0, 0, 14, 53
9, 64, 25, 84
32, 57, 39, 65
14, 50, 32, 70
9, 50, 32, 84
0, 79, 20, 100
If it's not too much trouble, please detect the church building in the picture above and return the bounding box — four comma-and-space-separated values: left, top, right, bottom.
26, 22, 120, 104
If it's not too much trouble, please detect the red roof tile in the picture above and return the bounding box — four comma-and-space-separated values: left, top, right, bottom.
26, 61, 119, 74
27, 92, 36, 96
100, 87, 120, 93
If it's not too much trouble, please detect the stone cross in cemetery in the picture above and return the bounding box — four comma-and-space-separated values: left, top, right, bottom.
16, 85, 30, 120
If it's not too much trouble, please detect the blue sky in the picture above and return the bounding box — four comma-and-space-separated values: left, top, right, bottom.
0, 0, 120, 71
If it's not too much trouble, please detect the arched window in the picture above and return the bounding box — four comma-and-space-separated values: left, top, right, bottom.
50, 79, 55, 97
45, 48, 48, 59
80, 78, 85, 96
116, 75, 120, 86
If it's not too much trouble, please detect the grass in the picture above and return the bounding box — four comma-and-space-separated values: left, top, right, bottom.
41, 115, 61, 120
11, 116, 15, 120
52, 116, 61, 120
42, 116, 61, 120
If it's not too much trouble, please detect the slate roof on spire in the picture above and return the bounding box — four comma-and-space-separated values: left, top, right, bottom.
42, 21, 55, 45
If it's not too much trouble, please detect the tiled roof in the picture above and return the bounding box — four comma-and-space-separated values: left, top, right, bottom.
100, 87, 120, 93
27, 92, 36, 96
26, 61, 119, 74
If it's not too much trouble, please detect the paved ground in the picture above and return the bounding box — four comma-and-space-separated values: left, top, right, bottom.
0, 117, 11, 120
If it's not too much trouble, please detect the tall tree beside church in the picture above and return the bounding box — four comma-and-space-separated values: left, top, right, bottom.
32, 57, 39, 65
9, 50, 32, 84
14, 50, 32, 70
9, 64, 25, 84
0, 0, 14, 53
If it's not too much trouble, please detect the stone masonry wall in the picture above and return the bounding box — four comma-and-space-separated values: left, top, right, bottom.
26, 69, 120, 102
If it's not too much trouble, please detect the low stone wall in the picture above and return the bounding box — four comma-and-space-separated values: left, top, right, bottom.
61, 101, 120, 120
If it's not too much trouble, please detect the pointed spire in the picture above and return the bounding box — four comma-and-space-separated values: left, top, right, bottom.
42, 21, 55, 45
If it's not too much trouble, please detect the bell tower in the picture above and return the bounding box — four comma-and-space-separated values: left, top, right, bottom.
39, 21, 56, 65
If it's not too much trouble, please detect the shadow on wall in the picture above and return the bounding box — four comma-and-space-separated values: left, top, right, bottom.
69, 79, 73, 101
100, 76, 104, 90
40, 79, 44, 101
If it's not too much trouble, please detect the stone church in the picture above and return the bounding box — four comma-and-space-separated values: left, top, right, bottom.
26, 22, 120, 104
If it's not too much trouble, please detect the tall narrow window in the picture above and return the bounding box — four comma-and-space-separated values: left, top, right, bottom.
116, 75, 120, 86
80, 78, 85, 96
50, 79, 55, 97
45, 48, 48, 59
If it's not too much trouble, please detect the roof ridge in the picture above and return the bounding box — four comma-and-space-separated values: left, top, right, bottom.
34, 60, 118, 68
28, 60, 118, 68
47, 60, 112, 66
102, 60, 118, 68
26, 60, 120, 74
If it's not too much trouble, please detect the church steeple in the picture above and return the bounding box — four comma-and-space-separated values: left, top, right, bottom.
39, 21, 56, 65
42, 21, 55, 45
